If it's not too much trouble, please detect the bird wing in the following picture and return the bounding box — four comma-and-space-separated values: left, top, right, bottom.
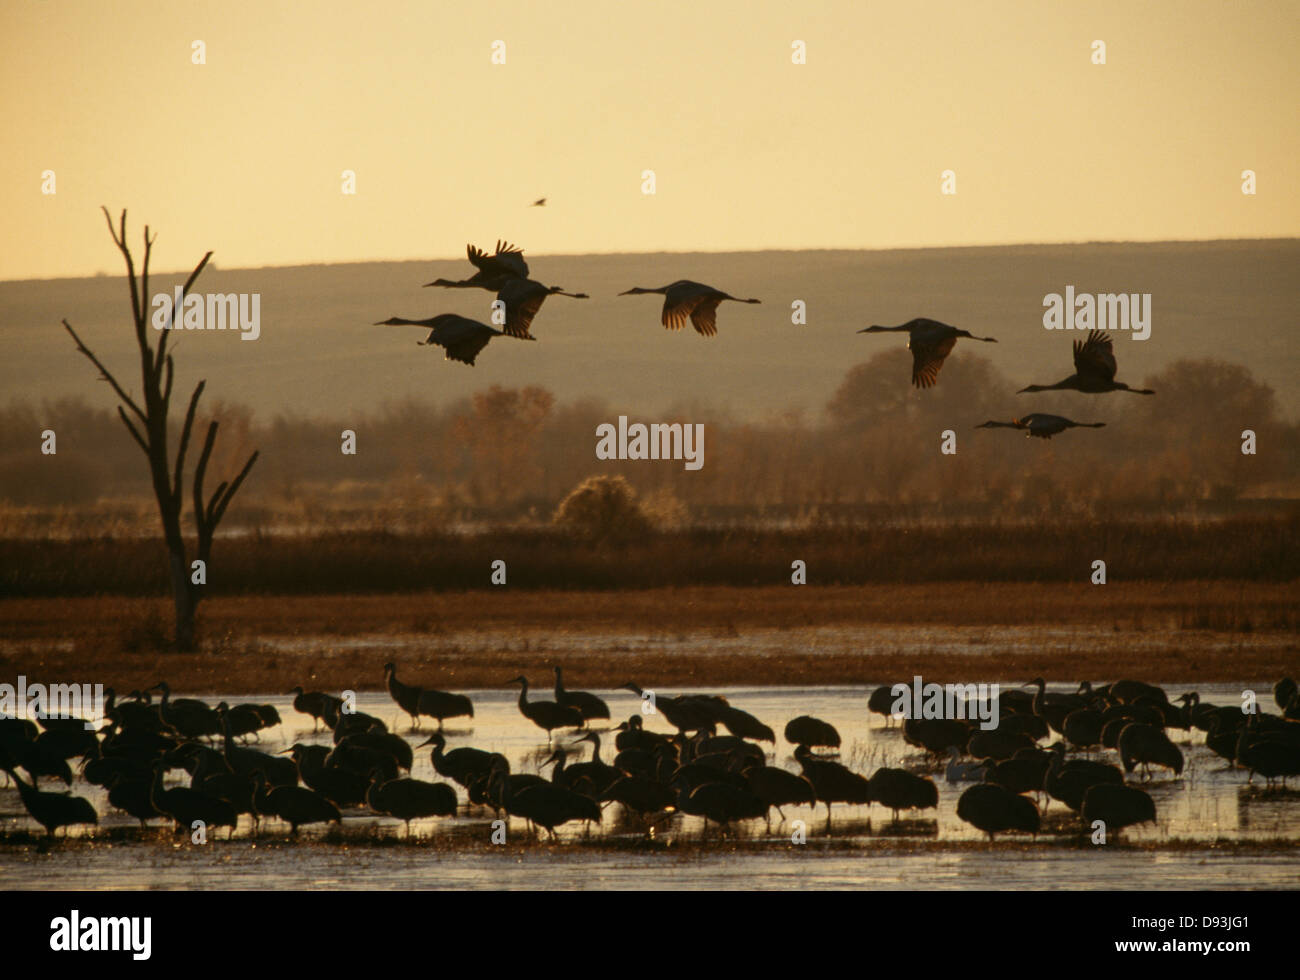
466, 241, 529, 279
661, 282, 711, 332
909, 335, 957, 388
1073, 330, 1117, 382
426, 317, 497, 366
497, 279, 548, 339
688, 296, 724, 337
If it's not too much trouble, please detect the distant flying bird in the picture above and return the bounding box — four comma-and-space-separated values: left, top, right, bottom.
618, 280, 760, 337
497, 278, 588, 339
975, 414, 1105, 440
374, 313, 528, 366
424, 240, 530, 289
857, 318, 997, 388
531, 197, 547, 207
1019, 329, 1154, 395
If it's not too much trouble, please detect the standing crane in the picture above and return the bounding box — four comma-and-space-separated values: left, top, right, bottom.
618, 280, 760, 336
1018, 330, 1154, 395
508, 676, 584, 743
857, 318, 997, 388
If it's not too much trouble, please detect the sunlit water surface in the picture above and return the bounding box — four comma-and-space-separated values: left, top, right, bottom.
3, 684, 1297, 890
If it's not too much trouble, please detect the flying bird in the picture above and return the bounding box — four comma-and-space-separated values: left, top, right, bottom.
374, 313, 528, 366
975, 414, 1105, 440
1019, 329, 1154, 395
857, 318, 997, 388
496, 278, 588, 339
531, 197, 547, 207
424, 240, 530, 290
619, 280, 760, 337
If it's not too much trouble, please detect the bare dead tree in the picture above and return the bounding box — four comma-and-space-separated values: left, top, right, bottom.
62, 208, 258, 650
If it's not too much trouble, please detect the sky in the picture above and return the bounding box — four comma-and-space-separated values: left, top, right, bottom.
1, 0, 1297, 280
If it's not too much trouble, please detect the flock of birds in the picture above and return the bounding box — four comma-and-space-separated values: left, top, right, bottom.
376, 238, 1154, 440
3, 667, 1298, 843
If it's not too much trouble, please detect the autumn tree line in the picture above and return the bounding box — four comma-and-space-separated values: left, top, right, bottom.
4, 350, 1297, 533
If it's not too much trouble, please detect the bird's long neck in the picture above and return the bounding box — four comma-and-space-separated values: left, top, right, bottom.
517, 682, 529, 707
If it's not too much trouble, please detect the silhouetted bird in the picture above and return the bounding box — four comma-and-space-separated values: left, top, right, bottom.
1019, 330, 1154, 395
858, 318, 996, 388
1081, 783, 1156, 835
4, 767, 97, 836
784, 716, 840, 750
976, 415, 1105, 440
957, 783, 1039, 839
375, 313, 525, 366
425, 240, 529, 289
554, 667, 610, 726
619, 281, 760, 336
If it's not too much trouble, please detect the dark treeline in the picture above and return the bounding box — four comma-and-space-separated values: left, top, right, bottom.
2, 518, 1297, 597
2, 351, 1296, 527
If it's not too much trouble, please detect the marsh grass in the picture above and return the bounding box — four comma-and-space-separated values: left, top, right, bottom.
1, 518, 1296, 598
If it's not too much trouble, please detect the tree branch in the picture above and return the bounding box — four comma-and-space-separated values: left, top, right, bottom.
116, 405, 150, 456
62, 319, 148, 424
155, 250, 213, 378
172, 380, 206, 507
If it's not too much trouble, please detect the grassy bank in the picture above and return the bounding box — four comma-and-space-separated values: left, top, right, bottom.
2, 582, 1295, 693
2, 517, 1297, 597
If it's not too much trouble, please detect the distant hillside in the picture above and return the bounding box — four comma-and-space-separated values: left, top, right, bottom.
4, 240, 1297, 421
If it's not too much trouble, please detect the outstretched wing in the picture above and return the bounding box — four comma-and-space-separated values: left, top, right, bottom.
661, 281, 712, 333
442, 333, 493, 366
466, 240, 529, 280
496, 279, 548, 339
1073, 330, 1117, 383
910, 335, 957, 388
422, 316, 497, 366
688, 296, 724, 337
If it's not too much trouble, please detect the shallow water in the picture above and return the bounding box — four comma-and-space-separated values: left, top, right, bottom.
2, 683, 1298, 890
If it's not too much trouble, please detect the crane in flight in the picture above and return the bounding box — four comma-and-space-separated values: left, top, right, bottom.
618, 280, 760, 336
496, 277, 587, 339
975, 414, 1105, 440
424, 240, 530, 290
857, 318, 997, 388
373, 313, 528, 366
1018, 329, 1154, 395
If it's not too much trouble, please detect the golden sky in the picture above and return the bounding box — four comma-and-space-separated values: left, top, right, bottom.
2, 0, 1296, 280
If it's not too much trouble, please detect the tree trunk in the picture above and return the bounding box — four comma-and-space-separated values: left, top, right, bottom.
168, 550, 196, 651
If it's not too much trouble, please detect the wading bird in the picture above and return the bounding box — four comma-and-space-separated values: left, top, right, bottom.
619, 281, 760, 336
857, 318, 997, 388
783, 716, 841, 751
553, 667, 610, 726
3, 767, 98, 837
975, 414, 1105, 440
1081, 782, 1156, 836
1018, 330, 1154, 395
374, 313, 525, 366
509, 676, 584, 742
956, 782, 1039, 840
